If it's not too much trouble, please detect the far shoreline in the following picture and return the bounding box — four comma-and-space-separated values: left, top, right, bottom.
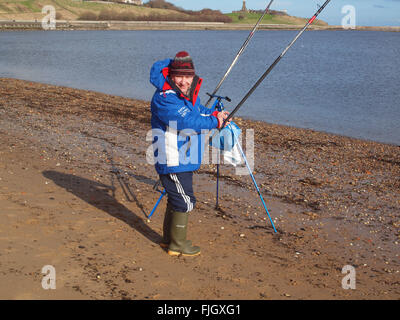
1, 20, 399, 32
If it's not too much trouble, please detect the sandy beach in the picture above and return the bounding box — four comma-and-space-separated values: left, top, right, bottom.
0, 78, 399, 300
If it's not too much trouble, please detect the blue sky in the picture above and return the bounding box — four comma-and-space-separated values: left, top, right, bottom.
163, 0, 400, 26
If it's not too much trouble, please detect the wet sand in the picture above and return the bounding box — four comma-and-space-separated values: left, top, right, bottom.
0, 78, 399, 299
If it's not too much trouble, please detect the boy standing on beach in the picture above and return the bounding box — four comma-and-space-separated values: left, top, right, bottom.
149, 51, 229, 257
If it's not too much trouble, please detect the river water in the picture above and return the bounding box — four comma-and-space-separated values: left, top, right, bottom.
0, 30, 399, 145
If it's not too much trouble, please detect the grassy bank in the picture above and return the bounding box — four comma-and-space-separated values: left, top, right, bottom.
0, 0, 229, 22
227, 11, 328, 26
0, 0, 182, 21
0, 0, 327, 26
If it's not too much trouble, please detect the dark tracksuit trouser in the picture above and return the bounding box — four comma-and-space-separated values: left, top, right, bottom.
159, 172, 196, 213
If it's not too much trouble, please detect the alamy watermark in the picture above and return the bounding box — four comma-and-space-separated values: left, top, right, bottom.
341, 265, 356, 290
41, 265, 56, 290
341, 5, 356, 29
146, 122, 254, 175
42, 5, 56, 30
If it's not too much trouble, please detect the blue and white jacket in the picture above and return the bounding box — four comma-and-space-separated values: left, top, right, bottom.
149, 58, 219, 175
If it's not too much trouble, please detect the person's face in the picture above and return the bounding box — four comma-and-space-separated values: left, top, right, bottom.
171, 75, 194, 95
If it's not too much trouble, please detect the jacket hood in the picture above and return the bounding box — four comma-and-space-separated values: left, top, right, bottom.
150, 58, 172, 91
150, 58, 203, 106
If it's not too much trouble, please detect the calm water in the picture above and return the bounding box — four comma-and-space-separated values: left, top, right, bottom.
1, 30, 399, 145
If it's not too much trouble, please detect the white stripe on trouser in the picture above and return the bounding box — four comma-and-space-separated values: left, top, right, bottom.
170, 173, 193, 213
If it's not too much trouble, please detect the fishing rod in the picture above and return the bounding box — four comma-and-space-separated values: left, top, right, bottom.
202, 0, 332, 231
209, 94, 277, 232
204, 0, 275, 107
231, 125, 277, 233
220, 0, 332, 127
206, 92, 232, 210
148, 0, 332, 219
205, 0, 331, 218
147, 2, 274, 219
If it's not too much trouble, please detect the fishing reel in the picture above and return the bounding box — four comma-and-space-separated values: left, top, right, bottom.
206, 92, 231, 112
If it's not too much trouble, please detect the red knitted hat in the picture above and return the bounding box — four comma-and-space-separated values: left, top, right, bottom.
170, 51, 195, 76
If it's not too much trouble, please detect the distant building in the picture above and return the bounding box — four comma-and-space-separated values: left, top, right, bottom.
233, 1, 287, 15
123, 0, 142, 4
233, 0, 248, 13
241, 1, 248, 12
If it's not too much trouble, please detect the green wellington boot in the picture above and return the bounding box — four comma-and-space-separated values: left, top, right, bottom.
160, 204, 192, 249
160, 204, 173, 249
168, 210, 200, 257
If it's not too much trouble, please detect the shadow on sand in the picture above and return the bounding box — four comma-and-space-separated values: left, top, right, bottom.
42, 170, 162, 245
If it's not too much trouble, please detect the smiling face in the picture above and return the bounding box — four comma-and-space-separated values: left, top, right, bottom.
171, 75, 194, 96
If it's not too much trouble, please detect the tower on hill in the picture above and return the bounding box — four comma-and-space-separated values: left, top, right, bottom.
241, 0, 248, 12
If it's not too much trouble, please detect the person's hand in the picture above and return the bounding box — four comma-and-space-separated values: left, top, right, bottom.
216, 111, 231, 129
